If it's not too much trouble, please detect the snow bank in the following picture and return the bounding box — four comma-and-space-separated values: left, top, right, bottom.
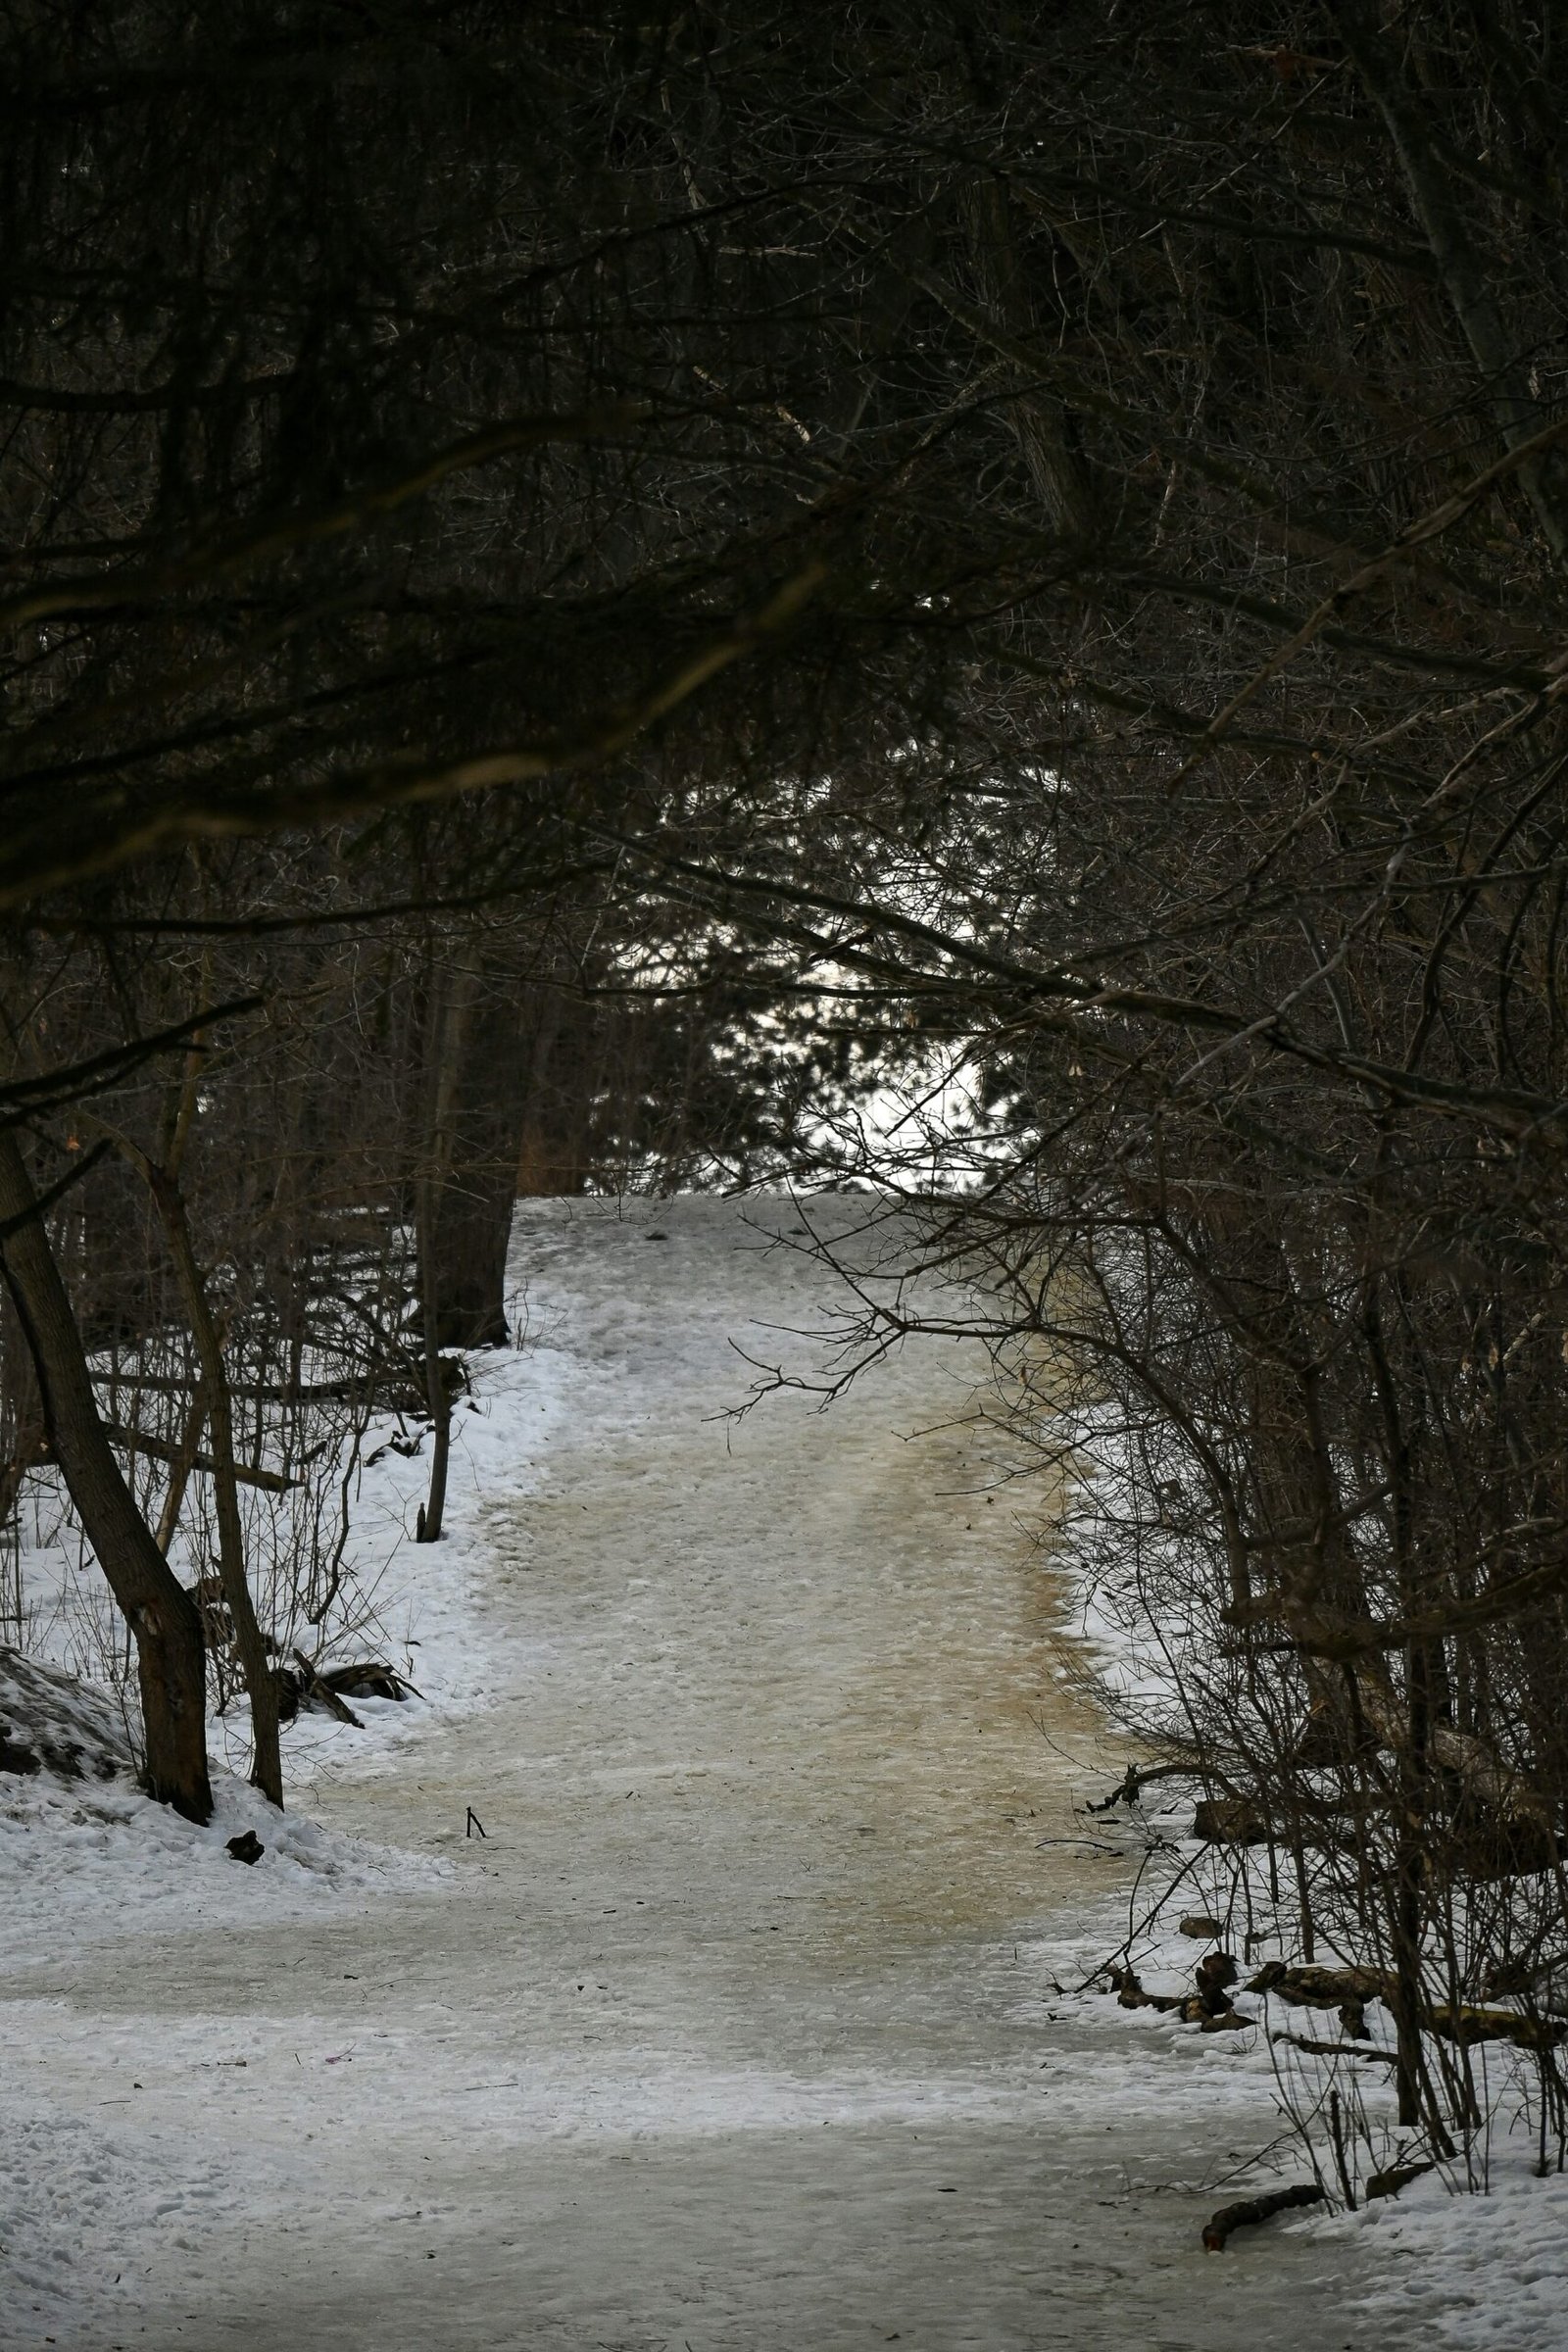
0, 1650, 445, 1958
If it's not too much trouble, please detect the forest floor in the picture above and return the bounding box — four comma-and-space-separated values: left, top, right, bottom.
0, 1199, 1539, 2349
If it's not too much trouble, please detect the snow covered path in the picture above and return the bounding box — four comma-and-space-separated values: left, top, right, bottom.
3, 1200, 1441, 2349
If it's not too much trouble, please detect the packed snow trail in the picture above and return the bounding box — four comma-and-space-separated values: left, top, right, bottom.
3, 1200, 1440, 2349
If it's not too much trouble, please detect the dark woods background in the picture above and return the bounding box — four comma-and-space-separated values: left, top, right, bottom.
5, 0, 1568, 2186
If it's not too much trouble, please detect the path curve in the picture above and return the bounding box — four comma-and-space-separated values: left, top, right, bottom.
6, 1200, 1430, 2350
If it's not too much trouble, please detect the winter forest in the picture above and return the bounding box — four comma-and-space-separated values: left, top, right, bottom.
4, 6, 1568, 2345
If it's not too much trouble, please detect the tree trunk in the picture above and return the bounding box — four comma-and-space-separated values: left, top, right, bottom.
415, 1170, 454, 1545
153, 1376, 209, 1555
145, 1164, 283, 1809
0, 1130, 212, 1821
414, 958, 467, 1541
419, 952, 527, 1350
428, 1169, 514, 1349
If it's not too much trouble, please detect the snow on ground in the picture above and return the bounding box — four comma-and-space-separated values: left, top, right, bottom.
0, 1649, 447, 1958
1350, 2155, 1568, 2348
0, 1211, 597, 1931
1025, 1882, 1568, 2346
1000, 1372, 1568, 2345
0, 1196, 1559, 2347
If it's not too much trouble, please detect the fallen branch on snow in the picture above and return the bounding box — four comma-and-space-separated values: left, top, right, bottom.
1202, 2181, 1324, 2250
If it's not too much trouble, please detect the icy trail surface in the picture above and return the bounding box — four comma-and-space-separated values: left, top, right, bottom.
3, 1199, 1440, 2350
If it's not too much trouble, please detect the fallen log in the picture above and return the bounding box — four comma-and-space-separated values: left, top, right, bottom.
279, 1652, 364, 1729
1104, 1966, 1185, 2013
1248, 1960, 1392, 2007
1202, 2181, 1324, 2251
1366, 2161, 1435, 2201
318, 1660, 420, 1702
1271, 2032, 1397, 2062
1427, 2002, 1566, 2053
1105, 1959, 1252, 2030
1248, 1961, 1563, 2051
97, 1421, 294, 1491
